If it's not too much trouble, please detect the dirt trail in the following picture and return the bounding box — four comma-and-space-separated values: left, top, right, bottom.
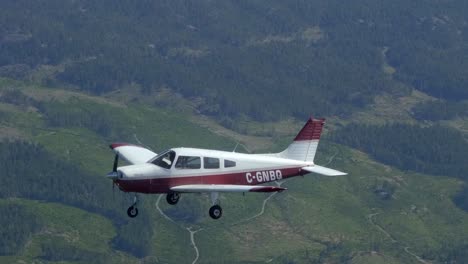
367, 212, 430, 263
155, 179, 290, 264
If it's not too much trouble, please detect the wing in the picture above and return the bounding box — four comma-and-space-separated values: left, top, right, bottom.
301, 165, 347, 176
110, 143, 157, 165
170, 184, 286, 193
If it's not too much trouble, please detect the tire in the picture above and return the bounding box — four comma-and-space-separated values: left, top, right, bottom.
209, 205, 222, 219
166, 192, 180, 205
127, 206, 138, 218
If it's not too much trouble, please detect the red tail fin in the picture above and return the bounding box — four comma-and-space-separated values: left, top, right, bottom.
280, 117, 325, 162
294, 117, 325, 141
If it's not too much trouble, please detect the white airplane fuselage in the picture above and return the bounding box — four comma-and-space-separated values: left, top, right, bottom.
107, 117, 346, 219
114, 147, 312, 194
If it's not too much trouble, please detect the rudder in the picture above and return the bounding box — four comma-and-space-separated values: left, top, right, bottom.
279, 117, 325, 162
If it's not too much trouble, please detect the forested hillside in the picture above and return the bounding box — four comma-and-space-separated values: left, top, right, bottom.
331, 123, 468, 180
1, 0, 468, 120
0, 78, 467, 263
1, 0, 468, 263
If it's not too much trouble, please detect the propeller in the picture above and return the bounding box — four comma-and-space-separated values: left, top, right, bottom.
106, 153, 121, 199
112, 153, 119, 172
106, 153, 120, 180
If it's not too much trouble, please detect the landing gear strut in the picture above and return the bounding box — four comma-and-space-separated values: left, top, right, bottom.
127, 194, 139, 218
166, 192, 180, 205
209, 192, 222, 220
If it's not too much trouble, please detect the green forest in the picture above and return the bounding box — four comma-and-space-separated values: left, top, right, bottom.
1, 0, 468, 120
1, 0, 468, 263
0, 141, 154, 258
0, 204, 43, 255
330, 123, 468, 213
411, 100, 468, 121
330, 123, 468, 179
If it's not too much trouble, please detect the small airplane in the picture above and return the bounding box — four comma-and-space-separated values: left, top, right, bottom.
106, 117, 347, 219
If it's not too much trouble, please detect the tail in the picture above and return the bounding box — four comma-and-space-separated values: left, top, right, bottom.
279, 117, 325, 162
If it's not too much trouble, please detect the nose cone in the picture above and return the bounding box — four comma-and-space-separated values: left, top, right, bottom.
106, 171, 121, 180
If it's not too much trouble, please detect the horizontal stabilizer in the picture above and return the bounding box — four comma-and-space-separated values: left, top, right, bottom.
110, 143, 157, 165
301, 165, 347, 176
171, 184, 286, 193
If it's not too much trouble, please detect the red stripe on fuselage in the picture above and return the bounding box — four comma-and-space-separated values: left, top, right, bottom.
115, 167, 305, 193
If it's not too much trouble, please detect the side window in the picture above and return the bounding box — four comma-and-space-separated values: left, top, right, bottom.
224, 159, 236, 168
204, 157, 220, 169
175, 156, 201, 169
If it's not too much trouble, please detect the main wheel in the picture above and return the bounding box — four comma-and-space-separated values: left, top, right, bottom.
127, 206, 138, 218
166, 192, 180, 205
209, 205, 223, 219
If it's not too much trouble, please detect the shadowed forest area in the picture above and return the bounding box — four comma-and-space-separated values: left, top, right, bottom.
1, 0, 468, 263
1, 0, 468, 120
0, 141, 154, 258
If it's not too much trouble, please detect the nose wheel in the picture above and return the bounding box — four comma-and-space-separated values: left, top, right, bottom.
127, 194, 139, 218
127, 205, 138, 218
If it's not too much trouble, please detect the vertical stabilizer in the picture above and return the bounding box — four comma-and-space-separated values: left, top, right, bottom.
279, 117, 325, 162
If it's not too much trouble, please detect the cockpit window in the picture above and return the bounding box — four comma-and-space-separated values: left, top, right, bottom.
151, 150, 176, 169
204, 157, 220, 169
175, 156, 201, 169
224, 159, 236, 168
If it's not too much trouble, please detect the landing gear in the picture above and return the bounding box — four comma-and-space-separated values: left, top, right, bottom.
127, 206, 138, 218
209, 192, 223, 220
127, 194, 139, 218
209, 205, 222, 219
166, 192, 180, 205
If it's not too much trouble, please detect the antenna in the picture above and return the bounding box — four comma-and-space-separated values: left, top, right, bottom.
232, 142, 240, 152
133, 134, 155, 152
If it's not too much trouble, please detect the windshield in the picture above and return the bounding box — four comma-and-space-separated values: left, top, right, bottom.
150, 150, 176, 169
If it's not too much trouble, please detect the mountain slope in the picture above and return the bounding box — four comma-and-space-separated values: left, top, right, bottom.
1, 79, 468, 263
3, 0, 468, 121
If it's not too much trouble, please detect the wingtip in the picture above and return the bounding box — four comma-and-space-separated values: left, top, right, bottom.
330, 172, 348, 177
109, 142, 137, 149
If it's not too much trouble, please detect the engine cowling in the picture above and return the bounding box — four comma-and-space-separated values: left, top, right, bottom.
116, 163, 163, 179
